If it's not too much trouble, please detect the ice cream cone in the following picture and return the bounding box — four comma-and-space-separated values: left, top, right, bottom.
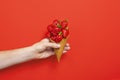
50, 37, 68, 62
46, 19, 69, 62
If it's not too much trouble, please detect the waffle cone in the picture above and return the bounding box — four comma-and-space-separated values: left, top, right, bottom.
50, 37, 68, 62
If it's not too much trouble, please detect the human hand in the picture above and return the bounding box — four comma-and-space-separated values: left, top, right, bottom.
31, 38, 70, 59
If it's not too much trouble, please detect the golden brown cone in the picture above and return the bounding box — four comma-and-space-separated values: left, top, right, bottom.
50, 37, 68, 62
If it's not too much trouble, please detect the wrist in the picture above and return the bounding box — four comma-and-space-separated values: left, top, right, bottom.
25, 46, 36, 60
15, 46, 37, 61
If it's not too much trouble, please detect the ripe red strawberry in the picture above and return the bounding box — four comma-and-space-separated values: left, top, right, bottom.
46, 32, 51, 38
61, 20, 68, 29
51, 31, 58, 36
62, 29, 69, 38
55, 35, 63, 43
47, 24, 53, 32
52, 19, 60, 26
51, 36, 56, 41
50, 27, 61, 36
53, 27, 61, 33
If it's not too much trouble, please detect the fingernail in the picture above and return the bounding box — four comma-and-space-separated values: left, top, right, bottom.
68, 47, 71, 50
63, 51, 67, 53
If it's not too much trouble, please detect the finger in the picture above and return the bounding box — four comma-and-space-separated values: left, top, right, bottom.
42, 38, 50, 42
45, 43, 60, 48
65, 43, 70, 47
64, 46, 71, 51
63, 51, 67, 53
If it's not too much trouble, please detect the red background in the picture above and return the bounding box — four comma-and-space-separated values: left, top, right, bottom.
0, 0, 120, 80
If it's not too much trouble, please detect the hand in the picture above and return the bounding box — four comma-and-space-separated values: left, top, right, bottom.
31, 38, 70, 59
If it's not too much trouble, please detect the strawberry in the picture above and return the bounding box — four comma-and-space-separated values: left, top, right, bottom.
55, 35, 63, 43
51, 36, 56, 41
46, 32, 51, 38
61, 20, 68, 29
53, 27, 61, 33
52, 19, 60, 26
62, 29, 69, 38
47, 24, 53, 32
51, 27, 61, 36
51, 31, 58, 36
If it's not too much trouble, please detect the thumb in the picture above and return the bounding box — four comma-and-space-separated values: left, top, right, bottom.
45, 43, 61, 48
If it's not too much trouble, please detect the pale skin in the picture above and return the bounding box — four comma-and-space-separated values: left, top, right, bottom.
0, 38, 70, 69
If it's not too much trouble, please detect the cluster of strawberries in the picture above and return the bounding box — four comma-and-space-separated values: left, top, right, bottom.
46, 19, 69, 43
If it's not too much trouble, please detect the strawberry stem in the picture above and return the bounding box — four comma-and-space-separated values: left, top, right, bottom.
58, 31, 62, 35
65, 19, 69, 22
66, 27, 69, 30
57, 24, 61, 28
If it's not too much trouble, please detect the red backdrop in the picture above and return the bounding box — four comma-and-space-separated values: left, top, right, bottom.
0, 0, 120, 80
